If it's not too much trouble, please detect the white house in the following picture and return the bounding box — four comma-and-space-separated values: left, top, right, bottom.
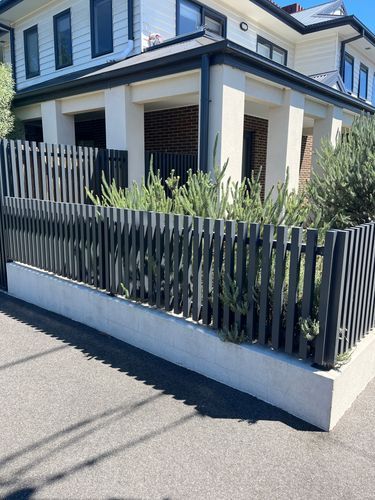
0, 0, 374, 191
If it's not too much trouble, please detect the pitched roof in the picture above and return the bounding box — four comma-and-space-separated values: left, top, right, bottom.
310, 69, 346, 92
291, 0, 348, 26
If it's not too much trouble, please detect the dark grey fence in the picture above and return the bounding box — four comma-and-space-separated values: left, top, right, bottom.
3, 196, 361, 367
0, 140, 128, 203
338, 222, 375, 355
145, 151, 198, 184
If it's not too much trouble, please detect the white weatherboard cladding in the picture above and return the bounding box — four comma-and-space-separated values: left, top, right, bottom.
13, 0, 137, 90
294, 32, 339, 76
141, 0, 295, 66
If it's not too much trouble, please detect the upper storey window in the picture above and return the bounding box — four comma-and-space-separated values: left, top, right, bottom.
256, 36, 287, 66
54, 9, 73, 69
177, 0, 225, 37
358, 64, 369, 100
343, 52, 354, 93
24, 25, 40, 79
91, 0, 113, 58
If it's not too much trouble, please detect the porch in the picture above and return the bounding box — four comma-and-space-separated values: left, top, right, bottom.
15, 62, 355, 194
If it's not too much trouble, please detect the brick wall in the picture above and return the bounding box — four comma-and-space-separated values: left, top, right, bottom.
145, 106, 199, 154
244, 115, 268, 192
299, 135, 313, 191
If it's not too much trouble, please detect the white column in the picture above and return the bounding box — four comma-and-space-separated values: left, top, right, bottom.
265, 90, 305, 195
312, 105, 343, 174
41, 100, 75, 145
105, 85, 145, 186
208, 65, 246, 185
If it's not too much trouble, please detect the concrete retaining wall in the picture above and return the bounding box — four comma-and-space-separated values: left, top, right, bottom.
7, 262, 375, 431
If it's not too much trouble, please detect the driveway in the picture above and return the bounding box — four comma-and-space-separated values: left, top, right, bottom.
0, 292, 374, 500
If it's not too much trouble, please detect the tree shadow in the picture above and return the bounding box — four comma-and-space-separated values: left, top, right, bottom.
0, 293, 318, 431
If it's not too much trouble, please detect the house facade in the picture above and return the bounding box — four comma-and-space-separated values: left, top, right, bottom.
0, 0, 374, 192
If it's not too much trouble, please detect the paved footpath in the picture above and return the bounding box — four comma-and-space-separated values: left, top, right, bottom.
0, 293, 375, 500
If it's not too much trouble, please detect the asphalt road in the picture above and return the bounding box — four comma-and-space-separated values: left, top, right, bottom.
0, 292, 375, 500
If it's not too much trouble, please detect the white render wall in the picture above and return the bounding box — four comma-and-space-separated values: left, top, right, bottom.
13, 0, 138, 91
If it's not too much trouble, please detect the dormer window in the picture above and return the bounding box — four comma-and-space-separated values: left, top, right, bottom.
177, 0, 225, 37
256, 36, 287, 66
90, 0, 113, 58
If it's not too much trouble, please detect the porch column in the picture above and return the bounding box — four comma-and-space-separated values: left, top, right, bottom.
312, 105, 343, 174
265, 90, 305, 195
105, 85, 145, 186
41, 100, 75, 145
208, 65, 246, 185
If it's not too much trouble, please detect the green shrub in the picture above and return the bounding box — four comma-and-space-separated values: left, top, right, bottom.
0, 64, 15, 139
308, 114, 375, 229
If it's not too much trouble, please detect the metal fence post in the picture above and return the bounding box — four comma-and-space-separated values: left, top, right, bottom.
315, 230, 349, 368
0, 139, 9, 290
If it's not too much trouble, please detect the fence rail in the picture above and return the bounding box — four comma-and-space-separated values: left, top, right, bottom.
0, 140, 128, 203
145, 151, 198, 184
3, 196, 358, 366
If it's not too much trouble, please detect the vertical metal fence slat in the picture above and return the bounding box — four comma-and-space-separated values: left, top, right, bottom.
155, 212, 162, 307
271, 225, 288, 350
17, 141, 25, 198
212, 219, 224, 330
299, 229, 318, 358
109, 207, 116, 294
359, 224, 371, 338
139, 211, 146, 300
103, 207, 110, 292
92, 205, 98, 289
182, 216, 192, 318
131, 210, 138, 299
339, 229, 354, 353
367, 223, 375, 331
116, 208, 122, 294
202, 218, 213, 326
10, 141, 18, 197
192, 217, 203, 322
223, 221, 235, 332
246, 223, 260, 342
352, 226, 365, 345
258, 224, 274, 345
173, 215, 182, 314
235, 222, 247, 332
285, 227, 303, 354
25, 141, 33, 198
164, 213, 171, 311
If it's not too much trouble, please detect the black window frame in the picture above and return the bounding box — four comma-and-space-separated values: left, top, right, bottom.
176, 0, 227, 37
372, 73, 375, 105
23, 24, 40, 79
358, 63, 369, 100
256, 36, 288, 66
53, 8, 73, 70
90, 0, 114, 59
343, 52, 354, 93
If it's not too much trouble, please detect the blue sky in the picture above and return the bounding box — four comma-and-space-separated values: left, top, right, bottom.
279, 1, 375, 32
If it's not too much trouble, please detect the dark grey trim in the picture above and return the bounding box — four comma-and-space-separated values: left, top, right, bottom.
53, 8, 73, 70
128, 0, 134, 40
23, 25, 40, 80
256, 35, 288, 66
358, 63, 369, 100
199, 54, 210, 172
90, 0, 114, 59
176, 0, 226, 37
13, 38, 375, 115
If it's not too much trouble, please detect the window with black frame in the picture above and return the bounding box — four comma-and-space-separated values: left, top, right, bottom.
177, 0, 225, 37
343, 52, 354, 93
358, 64, 369, 100
54, 9, 73, 69
91, 0, 113, 58
24, 25, 40, 79
256, 36, 287, 66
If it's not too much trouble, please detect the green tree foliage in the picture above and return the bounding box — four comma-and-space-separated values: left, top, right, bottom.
308, 114, 375, 229
0, 64, 15, 139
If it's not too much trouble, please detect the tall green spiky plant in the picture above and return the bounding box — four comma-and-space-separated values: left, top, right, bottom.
308, 114, 375, 229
